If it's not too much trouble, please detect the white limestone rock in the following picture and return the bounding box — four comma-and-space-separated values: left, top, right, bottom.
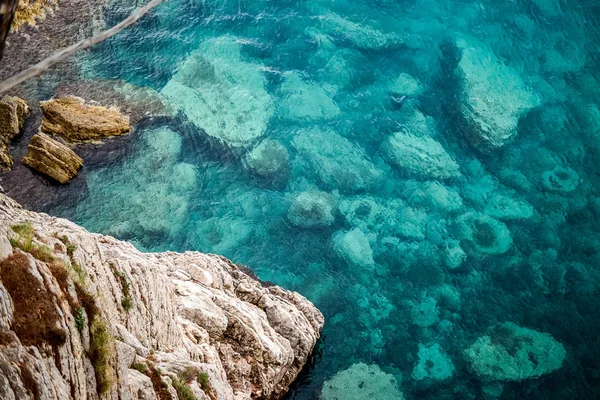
0, 194, 324, 400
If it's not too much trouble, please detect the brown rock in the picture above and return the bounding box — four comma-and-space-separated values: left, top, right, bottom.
0, 142, 13, 171
40, 96, 131, 142
55, 80, 175, 124
0, 95, 30, 142
22, 133, 83, 183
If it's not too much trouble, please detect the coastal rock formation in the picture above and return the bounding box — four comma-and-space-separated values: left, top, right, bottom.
0, 96, 30, 142
40, 96, 131, 142
0, 193, 324, 399
22, 133, 84, 183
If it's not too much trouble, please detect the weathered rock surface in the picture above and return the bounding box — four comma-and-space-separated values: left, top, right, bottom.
0, 194, 324, 399
40, 96, 131, 142
0, 96, 30, 142
54, 80, 175, 125
22, 133, 84, 184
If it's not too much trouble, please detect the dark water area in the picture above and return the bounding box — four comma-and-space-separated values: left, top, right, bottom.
3, 0, 600, 398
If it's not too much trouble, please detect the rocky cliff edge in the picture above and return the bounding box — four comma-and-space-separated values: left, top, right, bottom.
0, 193, 324, 400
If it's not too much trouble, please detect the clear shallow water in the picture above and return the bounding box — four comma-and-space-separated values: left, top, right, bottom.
48, 0, 600, 398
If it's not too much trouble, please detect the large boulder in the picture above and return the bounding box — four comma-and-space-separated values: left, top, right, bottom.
54, 80, 175, 124
321, 363, 404, 400
22, 133, 83, 184
244, 139, 289, 179
382, 115, 460, 180
287, 191, 337, 229
161, 36, 273, 148
457, 38, 539, 152
292, 127, 382, 193
332, 228, 375, 268
0, 96, 29, 142
464, 323, 566, 382
40, 96, 131, 142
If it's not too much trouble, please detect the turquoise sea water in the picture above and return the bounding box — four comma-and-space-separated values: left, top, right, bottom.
47, 0, 600, 398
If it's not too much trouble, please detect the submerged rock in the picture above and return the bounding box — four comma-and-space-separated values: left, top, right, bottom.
40, 96, 131, 142
244, 139, 290, 178
74, 127, 197, 241
332, 228, 375, 268
484, 193, 534, 220
412, 343, 455, 382
410, 295, 440, 328
0, 96, 30, 142
390, 73, 424, 96
406, 180, 463, 213
320, 12, 403, 51
277, 72, 340, 121
383, 131, 460, 180
321, 363, 404, 400
541, 166, 580, 193
339, 196, 388, 231
288, 191, 337, 228
22, 133, 83, 184
0, 194, 324, 399
457, 38, 539, 152
161, 36, 273, 148
464, 323, 566, 382
455, 212, 513, 255
293, 127, 382, 193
